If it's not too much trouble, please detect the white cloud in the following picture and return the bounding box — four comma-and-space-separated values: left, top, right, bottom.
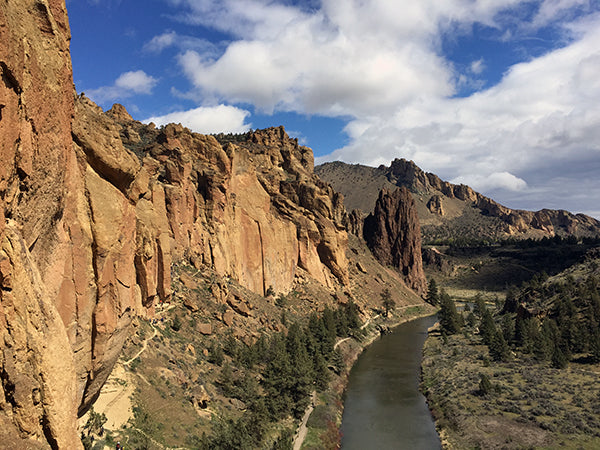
114, 70, 157, 94
144, 31, 177, 53
315, 11, 600, 215
143, 30, 219, 55
451, 172, 528, 192
470, 58, 486, 74
162, 0, 600, 215
86, 70, 158, 103
144, 105, 251, 134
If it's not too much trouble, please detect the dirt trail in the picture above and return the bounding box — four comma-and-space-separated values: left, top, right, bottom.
82, 323, 158, 434
293, 391, 317, 450
86, 364, 135, 431
124, 325, 157, 366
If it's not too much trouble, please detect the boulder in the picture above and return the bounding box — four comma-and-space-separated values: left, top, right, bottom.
198, 323, 213, 335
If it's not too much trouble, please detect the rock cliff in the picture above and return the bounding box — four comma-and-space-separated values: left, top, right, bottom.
363, 188, 427, 295
1, 2, 352, 446
1, 1, 82, 447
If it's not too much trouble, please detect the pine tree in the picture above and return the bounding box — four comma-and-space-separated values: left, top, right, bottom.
426, 278, 439, 306
489, 330, 510, 362
439, 290, 461, 335
313, 352, 330, 391
501, 314, 515, 345
479, 309, 496, 346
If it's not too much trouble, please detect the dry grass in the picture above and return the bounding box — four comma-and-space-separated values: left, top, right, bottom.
422, 332, 600, 449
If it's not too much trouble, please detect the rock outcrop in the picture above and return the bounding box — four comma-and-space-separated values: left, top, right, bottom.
317, 159, 600, 239
427, 194, 444, 216
363, 188, 427, 295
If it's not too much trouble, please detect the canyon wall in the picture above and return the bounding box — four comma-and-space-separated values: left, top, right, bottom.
0, 1, 351, 446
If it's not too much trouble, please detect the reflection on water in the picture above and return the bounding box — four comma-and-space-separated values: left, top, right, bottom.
340, 315, 441, 450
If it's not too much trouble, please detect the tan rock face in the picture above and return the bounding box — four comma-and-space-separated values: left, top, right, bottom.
427, 195, 444, 216
363, 188, 427, 295
1, 1, 350, 447
1, 1, 82, 446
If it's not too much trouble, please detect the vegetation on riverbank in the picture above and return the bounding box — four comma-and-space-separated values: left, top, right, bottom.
422, 247, 600, 449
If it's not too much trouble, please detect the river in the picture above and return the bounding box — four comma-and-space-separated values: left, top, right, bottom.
340, 315, 441, 450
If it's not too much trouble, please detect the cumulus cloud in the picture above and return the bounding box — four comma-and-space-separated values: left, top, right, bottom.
451, 172, 528, 192
87, 70, 158, 103
144, 105, 251, 134
161, 0, 600, 216
315, 11, 600, 215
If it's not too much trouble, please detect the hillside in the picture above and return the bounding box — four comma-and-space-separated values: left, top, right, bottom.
316, 160, 600, 243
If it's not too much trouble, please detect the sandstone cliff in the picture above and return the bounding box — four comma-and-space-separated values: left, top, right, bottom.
363, 188, 427, 295
316, 159, 600, 241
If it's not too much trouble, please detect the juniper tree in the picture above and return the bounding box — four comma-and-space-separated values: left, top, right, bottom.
381, 288, 395, 317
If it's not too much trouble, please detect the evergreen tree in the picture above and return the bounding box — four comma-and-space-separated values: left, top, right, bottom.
439, 290, 461, 335
479, 373, 493, 396
501, 288, 518, 314
533, 320, 551, 361
426, 278, 439, 306
345, 300, 361, 331
331, 348, 345, 374
381, 288, 395, 317
473, 294, 486, 317
552, 344, 568, 369
321, 307, 337, 353
479, 309, 496, 346
489, 330, 510, 362
313, 352, 330, 391
263, 335, 293, 418
501, 313, 515, 345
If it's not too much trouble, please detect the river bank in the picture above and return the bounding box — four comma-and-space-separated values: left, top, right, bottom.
295, 303, 437, 449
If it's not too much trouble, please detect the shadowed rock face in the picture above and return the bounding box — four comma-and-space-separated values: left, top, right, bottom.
363, 188, 427, 295
1, 2, 351, 446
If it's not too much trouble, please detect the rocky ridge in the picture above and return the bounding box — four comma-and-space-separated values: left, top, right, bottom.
316, 159, 600, 240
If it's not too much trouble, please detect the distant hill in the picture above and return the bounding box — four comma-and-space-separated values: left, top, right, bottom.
316, 159, 600, 243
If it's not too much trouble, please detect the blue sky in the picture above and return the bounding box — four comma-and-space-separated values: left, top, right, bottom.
67, 0, 600, 218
